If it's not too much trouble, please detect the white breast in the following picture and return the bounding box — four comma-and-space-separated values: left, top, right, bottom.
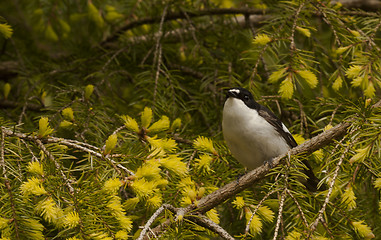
222, 98, 290, 170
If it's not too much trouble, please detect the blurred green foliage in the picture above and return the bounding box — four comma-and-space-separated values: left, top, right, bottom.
0, 0, 380, 239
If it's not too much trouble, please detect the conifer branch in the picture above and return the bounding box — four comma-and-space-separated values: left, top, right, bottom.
273, 189, 287, 240
137, 204, 177, 240
245, 189, 278, 234
153, 4, 168, 103
2, 128, 135, 176
187, 214, 236, 240
285, 189, 308, 228
307, 132, 356, 237
34, 138, 76, 194
101, 8, 265, 46
0, 100, 43, 111
1, 127, 20, 238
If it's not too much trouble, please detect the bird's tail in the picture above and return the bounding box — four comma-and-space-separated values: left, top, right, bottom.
301, 159, 326, 191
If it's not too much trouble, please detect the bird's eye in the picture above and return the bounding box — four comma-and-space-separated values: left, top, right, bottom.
243, 95, 249, 101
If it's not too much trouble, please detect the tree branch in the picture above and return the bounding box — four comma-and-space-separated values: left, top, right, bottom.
0, 100, 43, 111
187, 121, 351, 214
101, 8, 265, 46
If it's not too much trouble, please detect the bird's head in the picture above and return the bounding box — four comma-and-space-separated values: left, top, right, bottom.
226, 87, 258, 109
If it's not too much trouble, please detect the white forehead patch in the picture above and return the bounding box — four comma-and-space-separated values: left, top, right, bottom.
229, 89, 240, 94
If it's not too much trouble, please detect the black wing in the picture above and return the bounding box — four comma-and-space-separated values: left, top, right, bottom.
257, 105, 297, 148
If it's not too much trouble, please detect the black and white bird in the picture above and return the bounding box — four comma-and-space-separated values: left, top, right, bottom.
222, 87, 323, 191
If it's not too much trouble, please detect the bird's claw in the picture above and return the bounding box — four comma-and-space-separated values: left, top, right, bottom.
264, 159, 274, 168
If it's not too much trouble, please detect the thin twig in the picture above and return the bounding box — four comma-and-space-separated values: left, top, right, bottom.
273, 189, 287, 240
245, 189, 278, 234
137, 204, 176, 240
152, 4, 168, 103
34, 139, 75, 194
20, 139, 39, 163
290, 3, 305, 51
307, 129, 357, 237
286, 189, 308, 228
188, 214, 236, 240
1, 128, 7, 178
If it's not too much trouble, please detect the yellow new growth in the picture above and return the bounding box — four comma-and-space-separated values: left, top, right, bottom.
115, 230, 129, 240
245, 209, 263, 235
258, 206, 275, 222
194, 136, 217, 154
171, 118, 182, 130
135, 161, 161, 180
341, 186, 356, 209
121, 115, 139, 132
296, 26, 311, 37
206, 209, 220, 224
195, 154, 214, 173
0, 23, 13, 39
351, 76, 365, 87
148, 116, 170, 132
27, 161, 44, 175
297, 70, 318, 88
20, 177, 47, 196
146, 194, 162, 209
60, 120, 73, 128
364, 81, 375, 98
3, 83, 11, 100
84, 84, 94, 100
62, 107, 74, 121
36, 198, 64, 226
24, 219, 44, 240
159, 155, 188, 176
130, 178, 156, 199
373, 178, 381, 189
118, 215, 133, 232
124, 197, 139, 211
292, 134, 305, 145
147, 137, 177, 152
103, 178, 122, 193
268, 68, 287, 83
232, 196, 245, 209
349, 146, 370, 164
336, 46, 350, 55
332, 76, 343, 91
0, 217, 9, 229
285, 230, 302, 240
45, 23, 58, 42
107, 196, 125, 217
253, 34, 272, 45
64, 211, 80, 228
352, 221, 375, 239
87, 0, 104, 28
141, 107, 153, 128
345, 65, 362, 79
105, 134, 118, 154
279, 75, 294, 99
38, 117, 54, 138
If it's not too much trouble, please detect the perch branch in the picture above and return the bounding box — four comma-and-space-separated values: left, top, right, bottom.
186, 121, 351, 214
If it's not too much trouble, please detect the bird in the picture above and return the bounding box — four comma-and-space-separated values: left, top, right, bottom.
222, 87, 324, 191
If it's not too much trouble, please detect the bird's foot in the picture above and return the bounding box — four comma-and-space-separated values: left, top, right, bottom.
264, 159, 274, 168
